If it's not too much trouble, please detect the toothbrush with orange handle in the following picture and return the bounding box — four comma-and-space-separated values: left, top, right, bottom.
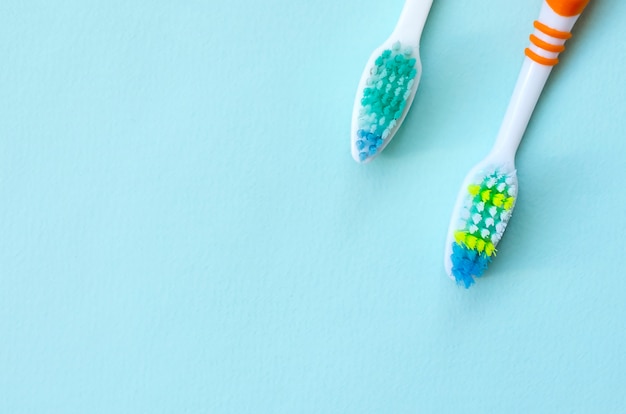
443, 0, 591, 287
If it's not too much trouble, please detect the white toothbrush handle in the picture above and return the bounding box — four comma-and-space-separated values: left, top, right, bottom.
392, 0, 433, 47
490, 0, 589, 161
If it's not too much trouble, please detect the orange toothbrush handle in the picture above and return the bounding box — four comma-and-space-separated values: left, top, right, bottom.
546, 0, 590, 17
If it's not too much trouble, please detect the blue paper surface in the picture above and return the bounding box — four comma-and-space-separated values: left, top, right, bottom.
1, 0, 625, 412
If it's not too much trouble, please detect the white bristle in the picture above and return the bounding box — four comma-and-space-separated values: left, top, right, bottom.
492, 233, 502, 244
496, 223, 504, 234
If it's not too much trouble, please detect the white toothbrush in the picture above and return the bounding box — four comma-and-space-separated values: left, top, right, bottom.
444, 0, 590, 287
350, 0, 433, 163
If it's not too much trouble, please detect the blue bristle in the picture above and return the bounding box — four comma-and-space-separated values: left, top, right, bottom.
356, 140, 366, 150
465, 247, 478, 261
375, 138, 384, 148
364, 133, 375, 143
450, 243, 491, 288
359, 152, 368, 161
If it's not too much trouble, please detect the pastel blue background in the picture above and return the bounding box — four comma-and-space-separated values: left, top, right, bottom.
2, 0, 625, 412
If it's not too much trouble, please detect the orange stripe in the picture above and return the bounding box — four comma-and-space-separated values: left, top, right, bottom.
525, 48, 559, 66
534, 20, 572, 39
529, 34, 565, 53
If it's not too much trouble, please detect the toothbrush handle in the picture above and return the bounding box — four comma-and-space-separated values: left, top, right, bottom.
392, 0, 434, 47
491, 0, 590, 160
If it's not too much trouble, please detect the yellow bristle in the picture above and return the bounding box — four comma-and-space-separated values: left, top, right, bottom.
465, 235, 478, 249
485, 242, 496, 256
476, 239, 486, 253
504, 197, 515, 210
454, 231, 466, 245
481, 190, 491, 202
492, 193, 505, 207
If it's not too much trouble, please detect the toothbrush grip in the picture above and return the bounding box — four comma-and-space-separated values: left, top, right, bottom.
546, 0, 590, 17
525, 0, 590, 66
489, 0, 589, 160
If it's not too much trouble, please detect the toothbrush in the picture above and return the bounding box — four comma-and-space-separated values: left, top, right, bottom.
350, 0, 433, 163
444, 0, 590, 288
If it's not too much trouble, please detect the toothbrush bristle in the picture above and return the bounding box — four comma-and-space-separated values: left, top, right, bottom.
449, 170, 517, 288
356, 41, 417, 162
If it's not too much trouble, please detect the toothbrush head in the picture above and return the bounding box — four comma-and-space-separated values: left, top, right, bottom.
444, 168, 518, 288
351, 41, 421, 163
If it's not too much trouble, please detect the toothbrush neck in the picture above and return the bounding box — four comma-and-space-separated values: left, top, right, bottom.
490, 58, 553, 160
392, 0, 433, 46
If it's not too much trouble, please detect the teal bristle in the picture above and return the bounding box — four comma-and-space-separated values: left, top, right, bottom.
356, 41, 417, 162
